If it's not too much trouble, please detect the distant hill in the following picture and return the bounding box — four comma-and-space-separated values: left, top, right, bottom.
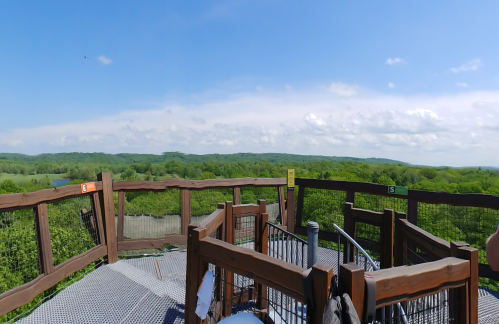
0, 152, 408, 165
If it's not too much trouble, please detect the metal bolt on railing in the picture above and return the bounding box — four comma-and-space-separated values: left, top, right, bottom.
307, 221, 319, 268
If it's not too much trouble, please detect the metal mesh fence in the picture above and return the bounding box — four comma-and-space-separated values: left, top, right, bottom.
191, 189, 233, 225
234, 215, 255, 248
240, 187, 280, 223
268, 223, 307, 268
0, 208, 40, 295
206, 264, 306, 324
354, 192, 408, 214
301, 187, 346, 231
121, 189, 181, 239
48, 195, 99, 267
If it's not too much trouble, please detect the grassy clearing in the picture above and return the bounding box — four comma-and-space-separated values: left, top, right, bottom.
0, 174, 64, 184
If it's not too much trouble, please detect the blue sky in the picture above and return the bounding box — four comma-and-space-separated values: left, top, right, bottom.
1, 1, 499, 166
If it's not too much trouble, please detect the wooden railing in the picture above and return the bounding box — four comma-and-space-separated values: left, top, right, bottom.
294, 177, 499, 281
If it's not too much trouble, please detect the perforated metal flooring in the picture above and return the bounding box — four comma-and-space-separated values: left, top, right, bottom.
15, 247, 499, 323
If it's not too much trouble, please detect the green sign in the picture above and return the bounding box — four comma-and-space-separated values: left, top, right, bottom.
388, 186, 408, 196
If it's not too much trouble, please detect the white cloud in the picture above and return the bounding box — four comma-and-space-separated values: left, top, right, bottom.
451, 59, 482, 73
386, 58, 405, 65
329, 82, 357, 97
388, 82, 395, 88
5, 87, 499, 166
456, 82, 468, 88
256, 86, 263, 92
98, 55, 112, 65
286, 85, 293, 92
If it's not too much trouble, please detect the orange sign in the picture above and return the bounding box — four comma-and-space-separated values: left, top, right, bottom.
81, 182, 96, 193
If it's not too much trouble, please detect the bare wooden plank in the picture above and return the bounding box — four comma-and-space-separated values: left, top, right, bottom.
351, 208, 384, 226
0, 245, 107, 317
311, 263, 334, 324
367, 257, 470, 306
278, 186, 286, 226
407, 198, 418, 225
198, 208, 225, 237
91, 193, 106, 246
97, 173, 118, 263
185, 226, 201, 324
380, 209, 393, 269
199, 237, 306, 298
393, 212, 406, 267
34, 203, 54, 275
295, 186, 305, 227
117, 234, 187, 250
225, 201, 234, 244
341, 263, 365, 321
451, 243, 478, 324
113, 178, 287, 191
181, 189, 191, 236
0, 182, 103, 210
232, 204, 260, 216
344, 203, 356, 264
478, 263, 499, 281
154, 259, 163, 281
233, 187, 241, 205
117, 191, 125, 242
399, 218, 450, 259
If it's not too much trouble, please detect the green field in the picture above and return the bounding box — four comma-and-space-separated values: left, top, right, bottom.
0, 173, 64, 185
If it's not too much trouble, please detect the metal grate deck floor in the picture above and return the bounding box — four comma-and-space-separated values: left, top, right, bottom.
15, 247, 499, 323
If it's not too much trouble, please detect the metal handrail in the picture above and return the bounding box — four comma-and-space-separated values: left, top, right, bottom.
333, 223, 408, 324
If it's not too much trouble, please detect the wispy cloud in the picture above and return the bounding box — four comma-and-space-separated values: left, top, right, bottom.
386, 58, 405, 65
4, 86, 499, 166
388, 82, 395, 88
98, 55, 112, 65
456, 82, 468, 88
329, 82, 357, 97
451, 59, 482, 73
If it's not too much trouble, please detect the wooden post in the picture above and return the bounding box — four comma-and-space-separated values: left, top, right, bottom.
380, 209, 394, 269
287, 187, 295, 234
346, 189, 355, 204
340, 263, 365, 321
34, 203, 54, 275
451, 242, 478, 324
257, 211, 269, 309
91, 193, 106, 246
117, 191, 125, 242
224, 201, 234, 317
185, 225, 201, 324
233, 187, 241, 205
407, 198, 418, 226
393, 212, 406, 267
343, 202, 355, 264
278, 186, 287, 226
97, 172, 118, 263
311, 263, 334, 324
181, 189, 191, 236
295, 185, 305, 228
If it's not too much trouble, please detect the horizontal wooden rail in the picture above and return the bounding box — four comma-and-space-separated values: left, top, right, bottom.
367, 257, 470, 308
0, 182, 103, 210
196, 207, 225, 237
198, 236, 308, 302
113, 177, 287, 191
117, 234, 187, 251
0, 245, 107, 316
397, 218, 450, 259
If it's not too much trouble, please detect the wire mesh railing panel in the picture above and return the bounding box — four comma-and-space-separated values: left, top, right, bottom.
402, 240, 440, 266
206, 264, 307, 324
122, 189, 181, 239
268, 223, 307, 268
356, 222, 381, 263
234, 215, 255, 249
47, 195, 99, 267
0, 208, 40, 295
301, 188, 346, 231
371, 290, 452, 324
354, 192, 408, 214
241, 187, 280, 223
191, 189, 233, 224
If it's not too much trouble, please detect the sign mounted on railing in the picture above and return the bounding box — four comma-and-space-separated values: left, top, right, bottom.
81, 182, 96, 194
287, 169, 295, 189
388, 186, 408, 196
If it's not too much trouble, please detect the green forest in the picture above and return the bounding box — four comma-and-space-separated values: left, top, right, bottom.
1, 152, 499, 321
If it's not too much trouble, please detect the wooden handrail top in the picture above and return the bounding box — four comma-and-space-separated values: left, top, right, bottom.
198, 236, 309, 301
0, 182, 103, 210
197, 208, 225, 236
112, 177, 287, 191
349, 207, 386, 227
366, 257, 470, 307
232, 204, 261, 216
397, 218, 450, 259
